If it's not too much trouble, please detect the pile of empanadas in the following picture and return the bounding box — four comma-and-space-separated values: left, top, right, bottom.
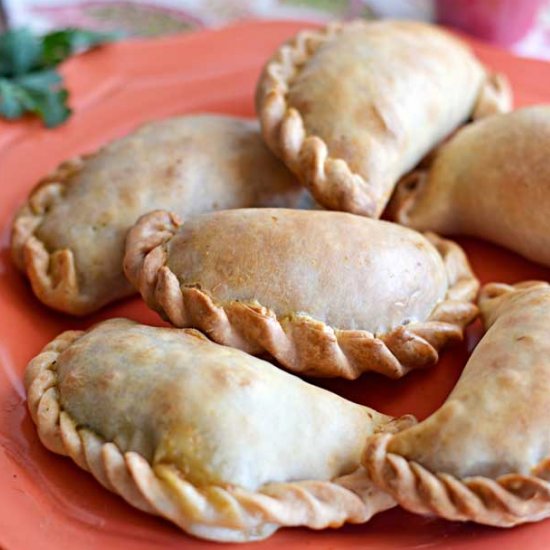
13, 19, 550, 543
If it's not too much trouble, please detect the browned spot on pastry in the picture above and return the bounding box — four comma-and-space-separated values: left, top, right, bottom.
211, 365, 255, 389
516, 335, 533, 343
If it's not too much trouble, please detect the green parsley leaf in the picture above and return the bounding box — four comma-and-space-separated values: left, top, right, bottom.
0, 68, 71, 127
42, 28, 120, 66
0, 28, 43, 77
0, 79, 30, 118
15, 68, 63, 90
27, 86, 71, 128
0, 27, 118, 127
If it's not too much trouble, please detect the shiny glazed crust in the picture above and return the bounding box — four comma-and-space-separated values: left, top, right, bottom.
123, 210, 479, 380
256, 21, 511, 217
363, 282, 550, 527
25, 330, 415, 542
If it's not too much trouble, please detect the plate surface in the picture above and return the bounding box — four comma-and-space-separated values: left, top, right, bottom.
1, 19, 550, 550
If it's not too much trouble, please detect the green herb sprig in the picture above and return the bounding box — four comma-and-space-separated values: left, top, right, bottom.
0, 28, 119, 128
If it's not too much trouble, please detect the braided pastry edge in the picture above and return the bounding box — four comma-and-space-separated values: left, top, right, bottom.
363, 433, 550, 527
363, 281, 550, 527
123, 210, 479, 380
10, 156, 99, 316
255, 20, 512, 217
25, 328, 415, 542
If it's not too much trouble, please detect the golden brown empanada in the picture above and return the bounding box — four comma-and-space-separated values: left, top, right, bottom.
124, 208, 479, 379
11, 115, 306, 315
256, 19, 511, 218
25, 318, 415, 542
365, 281, 550, 527
390, 106, 550, 267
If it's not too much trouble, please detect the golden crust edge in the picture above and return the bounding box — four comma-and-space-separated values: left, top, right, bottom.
24, 325, 415, 543
363, 431, 550, 527
362, 281, 550, 527
255, 20, 512, 218
10, 157, 99, 316
123, 210, 479, 380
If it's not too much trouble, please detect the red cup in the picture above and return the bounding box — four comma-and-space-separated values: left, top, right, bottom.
436, 0, 547, 46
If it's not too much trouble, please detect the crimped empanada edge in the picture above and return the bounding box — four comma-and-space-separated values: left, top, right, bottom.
255, 20, 512, 218
124, 210, 479, 380
24, 324, 414, 542
11, 157, 98, 316
363, 281, 550, 528
363, 421, 550, 527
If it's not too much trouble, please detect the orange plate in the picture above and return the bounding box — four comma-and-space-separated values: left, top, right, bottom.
1, 19, 550, 550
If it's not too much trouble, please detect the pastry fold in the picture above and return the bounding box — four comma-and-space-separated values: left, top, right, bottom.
11, 115, 305, 315
25, 318, 415, 542
390, 106, 550, 267
364, 281, 550, 527
256, 19, 511, 218
124, 208, 478, 379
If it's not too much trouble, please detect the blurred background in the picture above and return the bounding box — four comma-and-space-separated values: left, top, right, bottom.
1, 0, 549, 58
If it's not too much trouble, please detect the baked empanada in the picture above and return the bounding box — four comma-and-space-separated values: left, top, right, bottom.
365, 281, 550, 527
25, 318, 414, 542
256, 19, 511, 218
124, 208, 479, 379
390, 106, 550, 267
11, 115, 305, 315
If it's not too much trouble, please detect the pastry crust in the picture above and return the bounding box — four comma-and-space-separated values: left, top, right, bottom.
25, 319, 415, 542
256, 20, 511, 218
124, 209, 479, 379
390, 106, 550, 267
11, 115, 306, 315
364, 281, 550, 527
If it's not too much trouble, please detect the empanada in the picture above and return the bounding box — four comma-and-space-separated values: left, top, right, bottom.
124, 208, 479, 379
365, 281, 550, 527
390, 106, 550, 267
25, 318, 415, 542
11, 115, 305, 315
256, 19, 511, 218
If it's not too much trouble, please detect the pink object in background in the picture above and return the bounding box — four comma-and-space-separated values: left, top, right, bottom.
436, 0, 547, 46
